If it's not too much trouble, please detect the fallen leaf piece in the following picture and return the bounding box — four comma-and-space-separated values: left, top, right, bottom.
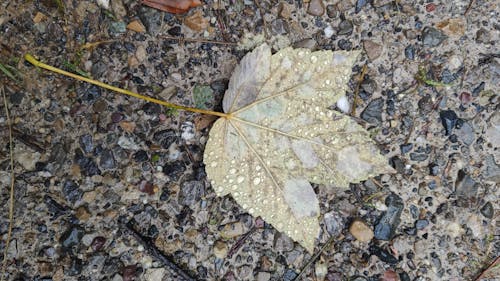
141, 0, 202, 14
203, 44, 394, 253
184, 10, 209, 32
194, 115, 218, 131
127, 20, 146, 33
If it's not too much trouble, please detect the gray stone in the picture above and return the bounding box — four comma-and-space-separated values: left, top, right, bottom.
422, 27, 447, 47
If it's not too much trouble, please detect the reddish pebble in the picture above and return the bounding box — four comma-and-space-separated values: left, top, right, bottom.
122, 265, 137, 281
383, 269, 400, 281
91, 236, 106, 251
426, 3, 436, 12
459, 92, 472, 104
139, 180, 155, 195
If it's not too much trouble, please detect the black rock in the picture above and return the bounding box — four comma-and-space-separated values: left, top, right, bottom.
337, 39, 352, 50
404, 45, 415, 60
422, 27, 447, 47
369, 245, 398, 264
153, 129, 177, 149
62, 180, 82, 204
399, 272, 411, 281
361, 98, 384, 125
60, 225, 85, 251
409, 152, 428, 162
167, 26, 182, 36
142, 102, 161, 115
439, 110, 458, 135
374, 193, 404, 240
43, 112, 55, 122
178, 181, 205, 206
148, 224, 159, 238
389, 156, 405, 174
79, 134, 93, 154
428, 163, 439, 176
480, 202, 493, 218
44, 195, 69, 218
9, 92, 24, 105
75, 149, 101, 176
163, 161, 186, 181
133, 150, 149, 162
99, 149, 116, 170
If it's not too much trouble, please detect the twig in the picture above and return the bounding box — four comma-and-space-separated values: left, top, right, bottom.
122, 220, 198, 281
292, 235, 336, 281
160, 35, 236, 46
464, 0, 476, 15
350, 64, 368, 116
227, 227, 257, 258
473, 256, 499, 281
1, 85, 15, 281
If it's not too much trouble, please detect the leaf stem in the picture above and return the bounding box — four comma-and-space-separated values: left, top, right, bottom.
24, 54, 229, 118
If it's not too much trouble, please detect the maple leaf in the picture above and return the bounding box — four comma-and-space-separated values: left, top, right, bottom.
203, 44, 394, 252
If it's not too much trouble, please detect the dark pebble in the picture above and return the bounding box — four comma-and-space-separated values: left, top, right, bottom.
9, 92, 24, 105
361, 78, 377, 95
337, 20, 353, 36
400, 143, 413, 154
440, 69, 457, 84
79, 134, 93, 154
111, 112, 123, 123
163, 161, 186, 181
122, 264, 137, 281
66, 257, 83, 276
337, 39, 352, 50
374, 193, 404, 240
91, 61, 107, 78
271, 18, 287, 35
404, 227, 417, 235
399, 272, 411, 281
361, 98, 384, 125
142, 102, 161, 115
60, 225, 85, 251
198, 265, 208, 279
91, 236, 106, 252
369, 245, 398, 264
480, 202, 493, 218
455, 169, 478, 199
124, 42, 136, 53
160, 188, 169, 201
409, 152, 428, 162
102, 257, 124, 277
404, 45, 415, 60
133, 150, 149, 162
439, 110, 458, 135
386, 99, 395, 116
99, 149, 116, 170
389, 156, 405, 174
167, 26, 182, 36
422, 27, 447, 47
153, 129, 177, 149
355, 0, 368, 13
62, 180, 82, 204
44, 195, 68, 218
77, 156, 101, 176
139, 7, 163, 35
139, 181, 155, 195
210, 79, 229, 95
415, 219, 429, 230
43, 112, 56, 122
179, 180, 205, 206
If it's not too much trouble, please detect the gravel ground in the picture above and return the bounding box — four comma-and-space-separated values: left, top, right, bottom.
0, 0, 498, 280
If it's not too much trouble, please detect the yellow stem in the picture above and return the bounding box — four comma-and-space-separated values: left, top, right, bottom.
24, 54, 229, 118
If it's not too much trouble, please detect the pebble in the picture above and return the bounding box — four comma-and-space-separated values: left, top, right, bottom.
181, 122, 195, 141
257, 272, 271, 281
139, 7, 162, 35
475, 28, 491, 43
324, 25, 335, 38
404, 45, 415, 60
382, 270, 400, 281
178, 180, 205, 206
361, 98, 384, 125
349, 219, 373, 242
418, 95, 433, 114
219, 221, 248, 239
153, 129, 177, 149
274, 232, 295, 252
337, 20, 353, 36
108, 21, 126, 35
439, 110, 458, 136
293, 38, 317, 50
213, 240, 228, 258
374, 193, 404, 240
167, 26, 182, 37
66, 257, 83, 276
60, 225, 85, 251
455, 120, 475, 145
480, 202, 493, 219
337, 39, 352, 50
369, 245, 398, 264
91, 236, 107, 252
415, 219, 429, 230
323, 211, 343, 236
455, 169, 478, 199
100, 149, 116, 170
283, 268, 298, 281
133, 150, 149, 162
62, 180, 82, 204
422, 27, 447, 47
355, 0, 368, 13
483, 155, 500, 183
326, 5, 338, 18
307, 0, 325, 16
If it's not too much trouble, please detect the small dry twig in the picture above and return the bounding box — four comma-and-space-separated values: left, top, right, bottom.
351, 64, 368, 116
473, 256, 499, 281
1, 85, 15, 281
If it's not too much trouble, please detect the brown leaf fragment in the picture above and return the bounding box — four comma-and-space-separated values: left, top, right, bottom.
194, 114, 218, 131
141, 0, 202, 14
33, 12, 47, 23
127, 20, 146, 33
184, 10, 209, 32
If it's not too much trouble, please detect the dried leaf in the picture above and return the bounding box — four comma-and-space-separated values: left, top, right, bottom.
202, 44, 394, 252
141, 0, 202, 14
127, 20, 146, 33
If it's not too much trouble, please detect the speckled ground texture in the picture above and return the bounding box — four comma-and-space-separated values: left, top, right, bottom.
0, 0, 498, 280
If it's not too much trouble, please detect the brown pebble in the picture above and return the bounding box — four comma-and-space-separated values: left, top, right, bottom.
349, 219, 374, 242
307, 0, 325, 16
127, 20, 146, 33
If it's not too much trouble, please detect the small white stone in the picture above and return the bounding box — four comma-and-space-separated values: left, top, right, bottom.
324, 25, 335, 38
336, 95, 350, 113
